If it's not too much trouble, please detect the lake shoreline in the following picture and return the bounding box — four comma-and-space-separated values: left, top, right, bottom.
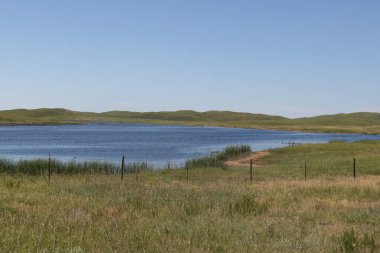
0, 120, 379, 135
1, 108, 379, 135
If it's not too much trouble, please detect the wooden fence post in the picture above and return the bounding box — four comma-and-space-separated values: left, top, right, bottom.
304, 162, 307, 181
186, 164, 189, 182
353, 158, 356, 179
48, 154, 51, 182
250, 159, 253, 183
121, 155, 125, 181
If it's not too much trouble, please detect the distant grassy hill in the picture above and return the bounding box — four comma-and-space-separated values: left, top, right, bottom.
0, 108, 379, 134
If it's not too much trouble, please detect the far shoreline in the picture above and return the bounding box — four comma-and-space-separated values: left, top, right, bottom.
1, 108, 379, 134
0, 120, 378, 136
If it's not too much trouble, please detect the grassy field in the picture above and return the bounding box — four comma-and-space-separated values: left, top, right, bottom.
0, 141, 379, 252
1, 108, 380, 134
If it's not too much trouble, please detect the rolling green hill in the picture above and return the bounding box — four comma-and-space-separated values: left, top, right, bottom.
0, 108, 379, 134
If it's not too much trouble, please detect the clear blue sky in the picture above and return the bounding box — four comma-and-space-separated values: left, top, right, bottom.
1, 0, 379, 117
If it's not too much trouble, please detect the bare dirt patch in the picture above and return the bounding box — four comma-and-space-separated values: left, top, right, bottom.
224, 150, 270, 167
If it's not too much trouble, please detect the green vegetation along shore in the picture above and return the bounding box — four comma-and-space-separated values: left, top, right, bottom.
0, 141, 379, 252
0, 108, 379, 134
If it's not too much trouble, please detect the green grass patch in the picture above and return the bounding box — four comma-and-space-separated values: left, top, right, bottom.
254, 140, 380, 179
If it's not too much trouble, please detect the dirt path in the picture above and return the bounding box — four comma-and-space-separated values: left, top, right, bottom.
224, 150, 270, 167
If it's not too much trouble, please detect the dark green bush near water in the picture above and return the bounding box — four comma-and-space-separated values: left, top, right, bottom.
0, 158, 153, 175
185, 145, 251, 169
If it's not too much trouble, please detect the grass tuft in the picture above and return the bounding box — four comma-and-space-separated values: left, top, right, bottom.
338, 229, 378, 253
227, 194, 268, 216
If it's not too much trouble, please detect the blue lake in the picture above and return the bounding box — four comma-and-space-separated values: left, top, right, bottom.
0, 123, 379, 167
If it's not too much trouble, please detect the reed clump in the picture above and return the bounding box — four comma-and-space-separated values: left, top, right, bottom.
125, 161, 153, 173
216, 145, 251, 161
0, 158, 152, 175
185, 145, 251, 169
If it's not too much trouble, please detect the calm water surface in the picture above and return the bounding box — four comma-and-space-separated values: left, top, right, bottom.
0, 123, 379, 167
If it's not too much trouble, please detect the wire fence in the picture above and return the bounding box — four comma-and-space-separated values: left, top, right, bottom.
0, 153, 379, 184
251, 159, 380, 179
